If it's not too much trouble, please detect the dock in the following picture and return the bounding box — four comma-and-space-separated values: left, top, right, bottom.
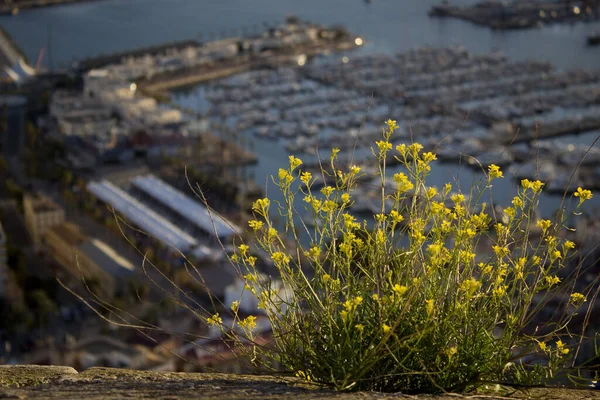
76, 40, 201, 72
429, 1, 600, 30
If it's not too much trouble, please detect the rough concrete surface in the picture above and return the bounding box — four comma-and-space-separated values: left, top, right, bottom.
0, 365, 599, 400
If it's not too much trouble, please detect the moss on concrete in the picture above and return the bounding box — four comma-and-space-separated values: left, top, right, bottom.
0, 366, 598, 399
0, 365, 77, 388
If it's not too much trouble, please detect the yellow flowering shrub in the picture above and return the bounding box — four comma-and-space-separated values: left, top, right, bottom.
220, 120, 595, 393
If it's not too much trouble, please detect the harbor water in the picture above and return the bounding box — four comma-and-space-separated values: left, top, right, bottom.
2, 0, 600, 216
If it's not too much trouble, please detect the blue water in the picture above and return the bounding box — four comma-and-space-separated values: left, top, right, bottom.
2, 0, 599, 217
1, 0, 599, 69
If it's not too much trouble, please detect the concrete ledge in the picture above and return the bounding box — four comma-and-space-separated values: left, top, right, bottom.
0, 365, 599, 399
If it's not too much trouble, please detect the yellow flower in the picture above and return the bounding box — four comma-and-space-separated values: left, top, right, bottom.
446, 347, 458, 358
396, 143, 407, 156
386, 119, 399, 131
322, 200, 337, 213
267, 227, 278, 239
392, 284, 408, 296
321, 186, 334, 197
422, 152, 437, 163
382, 324, 391, 333
570, 292, 586, 305
393, 172, 414, 193
493, 286, 507, 297
545, 275, 561, 287
239, 315, 257, 330
309, 246, 321, 259
443, 183, 452, 195
522, 179, 544, 192
238, 244, 249, 256
246, 256, 257, 267
330, 148, 340, 160
271, 251, 290, 266
230, 300, 239, 313
374, 213, 386, 223
539, 341, 547, 352
341, 193, 351, 204
207, 313, 222, 326
409, 143, 423, 154
451, 193, 465, 203
375, 229, 385, 245
564, 240, 575, 250
300, 171, 312, 185
504, 207, 516, 220
389, 210, 404, 223
296, 370, 311, 381
550, 250, 562, 261
426, 187, 437, 199
355, 324, 365, 333
425, 299, 435, 316
372, 294, 379, 301
536, 219, 552, 232
321, 274, 331, 284
349, 165, 361, 175
376, 140, 392, 153
427, 243, 442, 256
288, 155, 302, 170
574, 187, 593, 204
248, 220, 264, 231
478, 262, 491, 275
278, 168, 293, 184
461, 278, 481, 297
252, 198, 270, 214
531, 180, 544, 192
511, 196, 524, 209
556, 340, 569, 355
488, 164, 504, 179
492, 245, 510, 258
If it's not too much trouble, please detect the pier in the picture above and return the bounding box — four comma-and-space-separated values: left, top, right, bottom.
76, 40, 202, 72
429, 1, 600, 30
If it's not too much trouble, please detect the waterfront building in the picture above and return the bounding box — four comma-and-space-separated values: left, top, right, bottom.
43, 222, 135, 298
87, 179, 198, 253
23, 194, 65, 253
130, 174, 241, 242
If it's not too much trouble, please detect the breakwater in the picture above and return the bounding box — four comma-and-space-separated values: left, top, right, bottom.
0, 0, 105, 15
429, 1, 600, 30
76, 40, 201, 72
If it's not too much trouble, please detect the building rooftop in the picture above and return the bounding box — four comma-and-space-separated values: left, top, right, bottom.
79, 238, 136, 278
131, 175, 241, 239
26, 195, 63, 214
47, 223, 85, 247
87, 180, 198, 252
